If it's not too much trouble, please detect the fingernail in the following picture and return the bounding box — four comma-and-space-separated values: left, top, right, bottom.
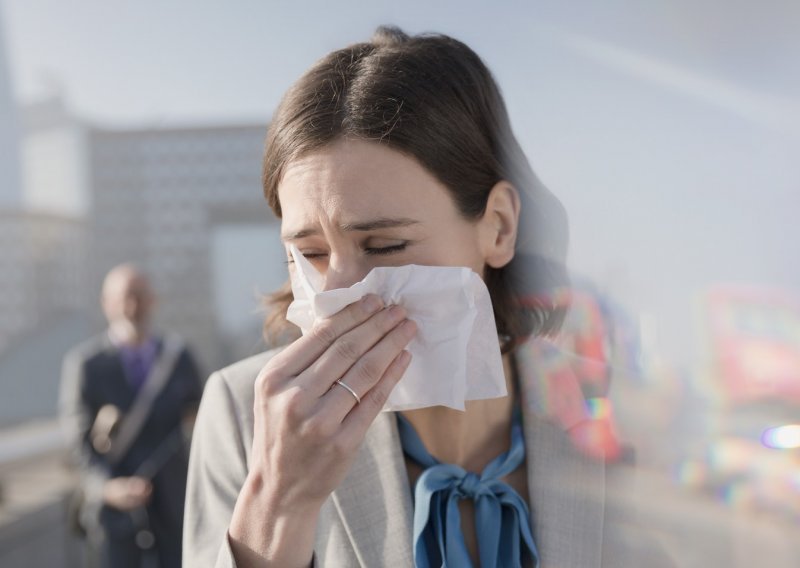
362, 294, 383, 312
401, 319, 417, 337
398, 350, 412, 367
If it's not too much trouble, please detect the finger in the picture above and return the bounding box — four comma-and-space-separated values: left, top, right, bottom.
268, 294, 385, 377
297, 305, 410, 396
320, 319, 416, 416
339, 350, 412, 438
315, 319, 411, 423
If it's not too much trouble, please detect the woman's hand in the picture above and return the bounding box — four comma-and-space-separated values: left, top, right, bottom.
229, 294, 416, 567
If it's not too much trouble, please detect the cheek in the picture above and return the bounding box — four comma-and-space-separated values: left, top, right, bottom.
413, 227, 486, 274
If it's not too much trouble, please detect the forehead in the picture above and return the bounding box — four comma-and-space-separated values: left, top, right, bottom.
277, 139, 458, 229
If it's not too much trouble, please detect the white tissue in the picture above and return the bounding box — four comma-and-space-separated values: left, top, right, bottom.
285, 245, 507, 411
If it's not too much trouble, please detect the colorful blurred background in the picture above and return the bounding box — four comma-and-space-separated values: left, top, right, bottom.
0, 1, 798, 566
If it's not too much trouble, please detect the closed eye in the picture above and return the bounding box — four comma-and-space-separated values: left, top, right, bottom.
285, 243, 408, 264
285, 251, 328, 265
365, 243, 407, 256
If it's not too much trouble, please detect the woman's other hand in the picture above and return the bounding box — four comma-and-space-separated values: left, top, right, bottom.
229, 293, 416, 567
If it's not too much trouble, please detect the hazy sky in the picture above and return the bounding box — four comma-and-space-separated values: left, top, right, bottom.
2, 0, 798, 364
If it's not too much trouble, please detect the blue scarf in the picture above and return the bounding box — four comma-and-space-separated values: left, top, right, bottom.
397, 410, 539, 568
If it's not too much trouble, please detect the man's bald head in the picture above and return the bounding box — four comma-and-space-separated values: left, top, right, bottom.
101, 263, 156, 342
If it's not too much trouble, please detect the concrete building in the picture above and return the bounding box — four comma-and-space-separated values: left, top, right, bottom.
86, 122, 276, 369
0, 211, 89, 428
0, 211, 87, 355
20, 98, 90, 216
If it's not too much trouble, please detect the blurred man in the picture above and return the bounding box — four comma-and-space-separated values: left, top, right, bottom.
60, 263, 204, 568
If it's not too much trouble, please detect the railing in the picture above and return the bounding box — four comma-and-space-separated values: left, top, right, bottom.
0, 419, 84, 568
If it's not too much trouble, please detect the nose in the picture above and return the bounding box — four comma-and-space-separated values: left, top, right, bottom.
123, 296, 140, 317
322, 256, 369, 292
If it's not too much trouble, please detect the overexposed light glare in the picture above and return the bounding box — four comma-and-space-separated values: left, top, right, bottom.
762, 424, 800, 449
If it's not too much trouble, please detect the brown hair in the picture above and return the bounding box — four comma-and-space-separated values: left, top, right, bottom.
262, 26, 569, 352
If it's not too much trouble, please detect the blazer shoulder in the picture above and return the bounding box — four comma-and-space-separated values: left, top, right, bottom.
212, 347, 286, 401
64, 334, 110, 366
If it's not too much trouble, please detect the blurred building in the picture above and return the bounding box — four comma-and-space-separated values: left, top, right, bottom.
20, 98, 90, 216
86, 121, 272, 369
0, 99, 94, 360
0, 210, 89, 428
0, 211, 87, 355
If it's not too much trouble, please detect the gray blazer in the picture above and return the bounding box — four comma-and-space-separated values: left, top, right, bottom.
184, 342, 668, 567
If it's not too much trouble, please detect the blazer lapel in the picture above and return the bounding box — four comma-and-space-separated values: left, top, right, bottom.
518, 338, 606, 568
330, 411, 414, 568
522, 414, 605, 568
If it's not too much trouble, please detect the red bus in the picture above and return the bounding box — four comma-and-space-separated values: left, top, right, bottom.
706, 285, 800, 405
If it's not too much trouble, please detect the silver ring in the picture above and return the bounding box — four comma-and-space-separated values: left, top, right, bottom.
334, 379, 361, 404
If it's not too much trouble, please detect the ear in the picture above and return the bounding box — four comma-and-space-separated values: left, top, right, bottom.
479, 181, 520, 269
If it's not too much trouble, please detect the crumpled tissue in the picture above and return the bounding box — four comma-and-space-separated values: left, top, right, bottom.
285, 244, 507, 411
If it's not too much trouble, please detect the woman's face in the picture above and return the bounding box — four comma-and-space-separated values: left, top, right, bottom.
278, 139, 498, 291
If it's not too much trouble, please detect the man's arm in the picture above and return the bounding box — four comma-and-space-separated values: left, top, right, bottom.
59, 347, 111, 505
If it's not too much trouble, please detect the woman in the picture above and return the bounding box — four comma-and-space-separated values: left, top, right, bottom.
185, 26, 650, 568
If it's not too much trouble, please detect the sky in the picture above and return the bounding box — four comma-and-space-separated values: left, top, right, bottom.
2, 0, 799, 365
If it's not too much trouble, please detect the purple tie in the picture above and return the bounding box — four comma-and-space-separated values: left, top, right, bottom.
120, 339, 156, 391
127, 350, 149, 391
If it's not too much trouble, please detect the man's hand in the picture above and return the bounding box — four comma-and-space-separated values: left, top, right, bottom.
103, 476, 153, 511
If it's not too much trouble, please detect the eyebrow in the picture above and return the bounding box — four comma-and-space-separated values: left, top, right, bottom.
282, 217, 420, 240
